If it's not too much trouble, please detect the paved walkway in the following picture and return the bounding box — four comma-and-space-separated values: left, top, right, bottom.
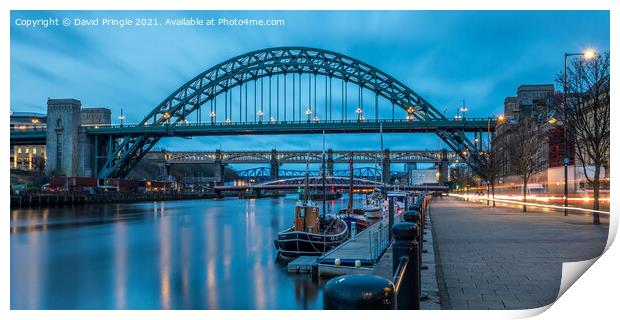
430, 197, 608, 310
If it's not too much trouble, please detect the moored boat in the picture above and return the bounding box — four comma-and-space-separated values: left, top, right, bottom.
274, 200, 348, 258
362, 189, 384, 219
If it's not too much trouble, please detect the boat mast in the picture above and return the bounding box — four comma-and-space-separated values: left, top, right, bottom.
322, 130, 327, 216
380, 122, 384, 189
348, 152, 353, 214
304, 152, 310, 204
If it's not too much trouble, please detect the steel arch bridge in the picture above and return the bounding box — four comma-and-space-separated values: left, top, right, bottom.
235, 166, 403, 181
95, 47, 492, 179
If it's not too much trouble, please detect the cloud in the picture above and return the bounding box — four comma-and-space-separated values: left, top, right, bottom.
10, 10, 610, 152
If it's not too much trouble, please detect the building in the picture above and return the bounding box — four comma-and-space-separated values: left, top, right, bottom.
494, 84, 574, 193
10, 112, 47, 171
45, 99, 111, 177
10, 99, 111, 176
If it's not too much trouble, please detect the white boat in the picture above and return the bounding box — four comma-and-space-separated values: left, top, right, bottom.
363, 190, 384, 219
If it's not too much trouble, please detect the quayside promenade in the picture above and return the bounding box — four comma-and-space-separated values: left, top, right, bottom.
429, 197, 608, 309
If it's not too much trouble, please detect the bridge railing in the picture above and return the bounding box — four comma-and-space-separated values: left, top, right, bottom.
10, 125, 48, 132
82, 117, 496, 130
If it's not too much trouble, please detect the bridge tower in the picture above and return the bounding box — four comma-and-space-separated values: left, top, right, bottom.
382, 148, 391, 184
327, 149, 334, 176
46, 99, 81, 177
213, 149, 225, 184
270, 149, 279, 181
439, 148, 450, 184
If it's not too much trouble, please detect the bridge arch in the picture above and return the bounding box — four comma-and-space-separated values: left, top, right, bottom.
98, 47, 486, 179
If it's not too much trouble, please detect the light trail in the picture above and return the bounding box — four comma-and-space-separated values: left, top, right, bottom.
447, 193, 610, 216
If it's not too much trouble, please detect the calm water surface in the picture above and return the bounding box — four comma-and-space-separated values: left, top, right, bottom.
11, 195, 360, 309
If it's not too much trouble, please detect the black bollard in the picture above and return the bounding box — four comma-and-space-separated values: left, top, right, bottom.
323, 274, 396, 309
388, 198, 394, 240
391, 222, 420, 310
401, 211, 423, 292
407, 204, 421, 212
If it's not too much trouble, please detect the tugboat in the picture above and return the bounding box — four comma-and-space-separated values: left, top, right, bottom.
274, 150, 348, 258
274, 199, 348, 258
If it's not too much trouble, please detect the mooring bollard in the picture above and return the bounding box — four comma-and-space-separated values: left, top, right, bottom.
388, 198, 395, 240
351, 221, 357, 240
391, 222, 420, 310
323, 274, 396, 309
404, 210, 423, 251
400, 211, 423, 299
408, 204, 421, 212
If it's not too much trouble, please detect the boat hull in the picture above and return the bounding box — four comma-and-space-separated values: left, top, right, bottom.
274, 228, 348, 258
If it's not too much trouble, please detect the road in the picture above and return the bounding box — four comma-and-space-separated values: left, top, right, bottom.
430, 197, 608, 310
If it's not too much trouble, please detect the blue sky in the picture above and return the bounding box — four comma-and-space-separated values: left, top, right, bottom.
10, 10, 610, 161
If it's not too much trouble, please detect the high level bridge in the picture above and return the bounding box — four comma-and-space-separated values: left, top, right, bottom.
10, 47, 495, 180
144, 149, 461, 183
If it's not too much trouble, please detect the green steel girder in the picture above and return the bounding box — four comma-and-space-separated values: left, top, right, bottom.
96, 47, 491, 179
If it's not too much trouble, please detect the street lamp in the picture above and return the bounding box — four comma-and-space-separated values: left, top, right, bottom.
305, 108, 312, 122
118, 109, 125, 127
225, 118, 232, 124
270, 116, 276, 124
31, 118, 39, 130
162, 112, 171, 124
209, 111, 216, 123
355, 107, 363, 122
460, 102, 468, 119
313, 115, 320, 123
562, 48, 597, 216
257, 110, 264, 122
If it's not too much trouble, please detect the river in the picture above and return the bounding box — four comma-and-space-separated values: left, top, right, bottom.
10, 195, 362, 309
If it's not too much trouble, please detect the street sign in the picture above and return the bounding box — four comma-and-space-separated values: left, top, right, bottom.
563, 157, 570, 166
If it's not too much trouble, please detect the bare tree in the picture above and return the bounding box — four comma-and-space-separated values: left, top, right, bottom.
481, 135, 507, 207
557, 52, 610, 224
510, 118, 548, 212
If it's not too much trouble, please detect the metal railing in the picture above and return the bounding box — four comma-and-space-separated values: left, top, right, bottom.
323, 192, 431, 310
369, 220, 391, 261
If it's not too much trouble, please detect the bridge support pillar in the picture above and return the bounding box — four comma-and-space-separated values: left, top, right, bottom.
46, 99, 81, 177
382, 148, 391, 184
270, 149, 279, 181
327, 149, 334, 176
439, 149, 449, 184
214, 149, 225, 185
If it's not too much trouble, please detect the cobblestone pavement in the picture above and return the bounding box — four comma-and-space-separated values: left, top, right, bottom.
430, 197, 608, 310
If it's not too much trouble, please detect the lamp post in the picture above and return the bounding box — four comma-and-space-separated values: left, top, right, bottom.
460, 101, 468, 120
210, 111, 216, 124
162, 112, 171, 124
355, 107, 363, 122
118, 109, 125, 127
406, 106, 415, 122
562, 49, 596, 216
305, 108, 312, 122
257, 110, 264, 123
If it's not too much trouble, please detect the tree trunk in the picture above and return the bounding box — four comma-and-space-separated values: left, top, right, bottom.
593, 165, 601, 225
486, 183, 490, 206
491, 180, 496, 207
522, 180, 527, 212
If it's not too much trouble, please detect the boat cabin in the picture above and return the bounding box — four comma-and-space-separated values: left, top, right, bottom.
294, 202, 320, 233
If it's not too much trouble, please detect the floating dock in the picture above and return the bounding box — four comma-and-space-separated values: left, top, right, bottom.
316, 219, 392, 277
287, 256, 318, 274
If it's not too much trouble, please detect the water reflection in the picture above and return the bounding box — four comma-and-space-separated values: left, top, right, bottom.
11, 195, 359, 309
